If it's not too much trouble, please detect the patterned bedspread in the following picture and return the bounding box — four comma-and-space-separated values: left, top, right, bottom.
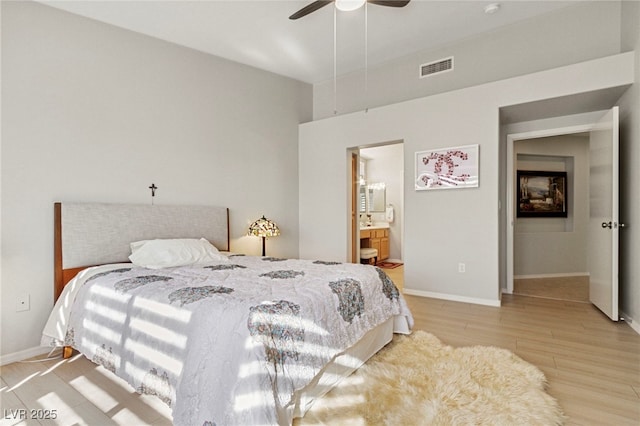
42, 255, 413, 425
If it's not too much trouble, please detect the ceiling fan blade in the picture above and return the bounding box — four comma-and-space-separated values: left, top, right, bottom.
368, 0, 410, 7
289, 1, 333, 20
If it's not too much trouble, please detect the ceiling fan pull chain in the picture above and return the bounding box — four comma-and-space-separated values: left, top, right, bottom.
365, 1, 369, 113
333, 5, 338, 115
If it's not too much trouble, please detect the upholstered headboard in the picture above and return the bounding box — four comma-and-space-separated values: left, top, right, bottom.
54, 202, 229, 300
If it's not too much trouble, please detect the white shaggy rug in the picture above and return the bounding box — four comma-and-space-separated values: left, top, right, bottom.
297, 331, 565, 425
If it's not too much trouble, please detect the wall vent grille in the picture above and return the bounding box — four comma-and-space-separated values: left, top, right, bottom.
420, 57, 454, 78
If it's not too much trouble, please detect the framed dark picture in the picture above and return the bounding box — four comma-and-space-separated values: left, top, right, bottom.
517, 170, 567, 217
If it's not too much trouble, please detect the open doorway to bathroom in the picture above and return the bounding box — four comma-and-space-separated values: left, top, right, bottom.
350, 142, 405, 290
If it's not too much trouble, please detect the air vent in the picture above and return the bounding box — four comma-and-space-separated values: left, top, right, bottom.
419, 57, 454, 78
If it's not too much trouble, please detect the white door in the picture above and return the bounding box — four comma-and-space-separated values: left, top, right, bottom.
587, 107, 620, 321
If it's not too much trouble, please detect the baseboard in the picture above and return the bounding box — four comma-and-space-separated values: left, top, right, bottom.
0, 346, 51, 366
620, 310, 640, 335
514, 272, 589, 279
403, 288, 501, 307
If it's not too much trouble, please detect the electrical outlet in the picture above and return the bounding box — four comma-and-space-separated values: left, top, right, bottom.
16, 294, 30, 312
458, 263, 466, 273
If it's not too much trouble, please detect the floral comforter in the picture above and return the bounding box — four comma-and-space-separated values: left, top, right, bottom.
42, 255, 413, 425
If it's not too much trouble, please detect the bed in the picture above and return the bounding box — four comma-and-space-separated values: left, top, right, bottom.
42, 202, 413, 425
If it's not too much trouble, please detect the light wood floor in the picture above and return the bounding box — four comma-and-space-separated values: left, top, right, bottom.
396, 267, 639, 425
404, 295, 640, 425
514, 275, 590, 303
2, 267, 638, 425
378, 263, 403, 292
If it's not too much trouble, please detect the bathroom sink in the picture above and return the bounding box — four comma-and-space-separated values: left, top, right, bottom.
360, 223, 389, 230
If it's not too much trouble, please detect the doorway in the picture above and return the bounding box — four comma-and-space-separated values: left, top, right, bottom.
505, 108, 620, 320
510, 133, 590, 302
349, 142, 405, 285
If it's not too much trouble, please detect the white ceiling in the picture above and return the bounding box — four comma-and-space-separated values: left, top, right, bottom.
42, 0, 581, 84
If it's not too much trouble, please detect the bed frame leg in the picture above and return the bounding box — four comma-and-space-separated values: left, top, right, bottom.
63, 346, 73, 359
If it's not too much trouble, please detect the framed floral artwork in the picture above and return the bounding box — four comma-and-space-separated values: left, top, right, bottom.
517, 170, 567, 217
415, 144, 479, 190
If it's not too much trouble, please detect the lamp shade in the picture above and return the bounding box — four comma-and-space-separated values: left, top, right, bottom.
248, 215, 280, 238
248, 216, 280, 257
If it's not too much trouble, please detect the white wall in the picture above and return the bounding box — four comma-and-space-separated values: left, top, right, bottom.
618, 0, 640, 330
299, 53, 635, 307
0, 2, 312, 360
313, 1, 622, 120
360, 143, 403, 261
513, 135, 589, 276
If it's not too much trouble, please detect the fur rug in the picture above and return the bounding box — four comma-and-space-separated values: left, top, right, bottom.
297, 331, 565, 425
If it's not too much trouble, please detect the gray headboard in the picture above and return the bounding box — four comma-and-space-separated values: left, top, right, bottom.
54, 202, 229, 299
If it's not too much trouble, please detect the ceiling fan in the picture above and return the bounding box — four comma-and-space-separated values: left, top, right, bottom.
289, 0, 410, 20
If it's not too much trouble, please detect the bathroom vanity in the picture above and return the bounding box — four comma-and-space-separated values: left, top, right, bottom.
360, 225, 390, 261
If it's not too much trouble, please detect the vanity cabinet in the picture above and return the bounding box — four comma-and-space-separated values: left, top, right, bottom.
360, 228, 390, 261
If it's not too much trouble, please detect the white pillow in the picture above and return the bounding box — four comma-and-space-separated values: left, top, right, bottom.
129, 238, 229, 269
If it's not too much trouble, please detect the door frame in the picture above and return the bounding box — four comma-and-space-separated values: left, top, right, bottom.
350, 151, 359, 263
349, 141, 405, 266
506, 123, 596, 293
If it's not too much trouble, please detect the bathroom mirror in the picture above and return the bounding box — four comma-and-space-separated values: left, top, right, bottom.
368, 183, 386, 212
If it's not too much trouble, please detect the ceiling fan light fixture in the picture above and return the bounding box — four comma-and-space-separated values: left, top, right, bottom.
484, 3, 501, 14
335, 0, 366, 12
